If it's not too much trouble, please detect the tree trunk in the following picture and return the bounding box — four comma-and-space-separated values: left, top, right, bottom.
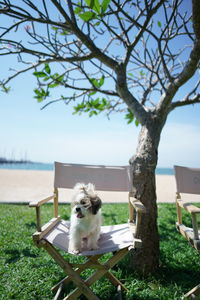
129, 118, 163, 274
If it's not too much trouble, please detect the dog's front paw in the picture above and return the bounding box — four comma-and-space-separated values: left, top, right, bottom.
68, 244, 81, 254
69, 246, 81, 254
91, 246, 98, 251
72, 248, 80, 254
89, 243, 99, 250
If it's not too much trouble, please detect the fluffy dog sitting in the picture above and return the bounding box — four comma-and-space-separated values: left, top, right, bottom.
68, 183, 102, 254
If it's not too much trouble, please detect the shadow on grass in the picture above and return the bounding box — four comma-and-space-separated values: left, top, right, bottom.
5, 248, 38, 263
25, 221, 36, 228
1, 203, 199, 299
115, 250, 200, 299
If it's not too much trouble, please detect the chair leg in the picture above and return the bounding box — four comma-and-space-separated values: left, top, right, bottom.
52, 276, 70, 295
117, 285, 123, 300
183, 284, 200, 299
43, 241, 99, 300
64, 248, 129, 300
54, 283, 64, 300
105, 271, 128, 292
52, 255, 102, 293
44, 241, 129, 300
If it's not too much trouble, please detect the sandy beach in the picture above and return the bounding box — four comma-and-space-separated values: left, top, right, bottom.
0, 169, 200, 204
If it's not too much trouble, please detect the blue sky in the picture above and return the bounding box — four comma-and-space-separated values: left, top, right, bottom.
0, 66, 200, 168
0, 1, 200, 168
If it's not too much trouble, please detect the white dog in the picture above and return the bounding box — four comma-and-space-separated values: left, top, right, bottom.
68, 183, 102, 254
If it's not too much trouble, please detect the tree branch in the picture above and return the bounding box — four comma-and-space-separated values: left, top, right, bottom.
170, 79, 200, 110
116, 63, 148, 125
171, 94, 200, 110
0, 0, 199, 122
156, 0, 200, 114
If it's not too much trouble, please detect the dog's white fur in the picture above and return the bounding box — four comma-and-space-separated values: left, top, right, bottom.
68, 183, 102, 254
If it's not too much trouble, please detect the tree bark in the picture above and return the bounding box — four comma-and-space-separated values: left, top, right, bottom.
129, 117, 164, 274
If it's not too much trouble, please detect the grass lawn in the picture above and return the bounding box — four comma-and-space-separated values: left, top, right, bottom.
0, 203, 199, 300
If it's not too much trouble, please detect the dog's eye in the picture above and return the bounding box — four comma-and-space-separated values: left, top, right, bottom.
81, 200, 86, 205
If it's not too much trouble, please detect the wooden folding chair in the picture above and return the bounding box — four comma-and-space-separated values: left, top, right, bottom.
174, 165, 200, 299
29, 162, 146, 300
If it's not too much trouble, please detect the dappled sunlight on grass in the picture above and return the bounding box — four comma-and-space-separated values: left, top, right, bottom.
0, 203, 199, 299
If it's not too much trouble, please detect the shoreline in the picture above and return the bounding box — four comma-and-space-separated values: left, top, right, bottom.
0, 169, 199, 204
0, 162, 174, 174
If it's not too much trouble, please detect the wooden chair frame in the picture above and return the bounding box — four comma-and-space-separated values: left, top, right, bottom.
29, 162, 146, 300
174, 166, 200, 299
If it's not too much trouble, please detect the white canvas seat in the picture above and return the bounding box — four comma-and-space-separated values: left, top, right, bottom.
44, 221, 134, 256
30, 161, 146, 300
174, 165, 200, 299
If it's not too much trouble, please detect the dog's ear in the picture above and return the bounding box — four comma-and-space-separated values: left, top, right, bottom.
90, 197, 102, 215
86, 183, 96, 197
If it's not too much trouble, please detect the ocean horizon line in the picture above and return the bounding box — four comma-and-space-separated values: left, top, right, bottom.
0, 161, 174, 175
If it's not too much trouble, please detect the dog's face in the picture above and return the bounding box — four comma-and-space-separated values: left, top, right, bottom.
71, 183, 102, 219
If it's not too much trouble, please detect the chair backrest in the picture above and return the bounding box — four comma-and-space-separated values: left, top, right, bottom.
54, 162, 131, 192
174, 165, 200, 195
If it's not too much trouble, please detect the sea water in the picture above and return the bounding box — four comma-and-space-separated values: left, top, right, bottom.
0, 162, 174, 175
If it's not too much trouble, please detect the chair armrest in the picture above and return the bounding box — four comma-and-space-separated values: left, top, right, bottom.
29, 194, 55, 207
129, 195, 146, 240
177, 199, 200, 214
176, 199, 200, 240
129, 196, 146, 213
33, 217, 61, 245
29, 194, 57, 232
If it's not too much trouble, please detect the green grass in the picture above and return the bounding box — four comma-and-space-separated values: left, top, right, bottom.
0, 203, 199, 300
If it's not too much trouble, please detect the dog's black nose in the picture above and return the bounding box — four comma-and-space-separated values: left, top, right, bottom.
76, 207, 81, 212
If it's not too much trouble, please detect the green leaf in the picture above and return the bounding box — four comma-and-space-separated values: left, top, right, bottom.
135, 119, 140, 127
33, 71, 47, 78
43, 76, 50, 82
79, 11, 96, 21
57, 75, 64, 82
51, 73, 64, 82
34, 88, 41, 96
92, 98, 100, 107
84, 0, 94, 8
60, 29, 71, 35
48, 82, 60, 88
101, 0, 110, 14
139, 70, 145, 77
36, 96, 43, 103
51, 72, 59, 79
52, 26, 59, 32
157, 21, 162, 27
1, 84, 11, 93
73, 101, 86, 113
74, 6, 83, 14
89, 110, 98, 117
90, 76, 105, 88
94, 21, 101, 26
34, 88, 49, 102
85, 0, 100, 14
44, 64, 51, 75
125, 109, 134, 124
90, 78, 99, 88
40, 88, 47, 96
99, 75, 105, 87
102, 98, 108, 105
89, 91, 97, 96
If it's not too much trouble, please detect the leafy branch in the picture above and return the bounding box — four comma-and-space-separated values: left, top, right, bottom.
0, 0, 199, 124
